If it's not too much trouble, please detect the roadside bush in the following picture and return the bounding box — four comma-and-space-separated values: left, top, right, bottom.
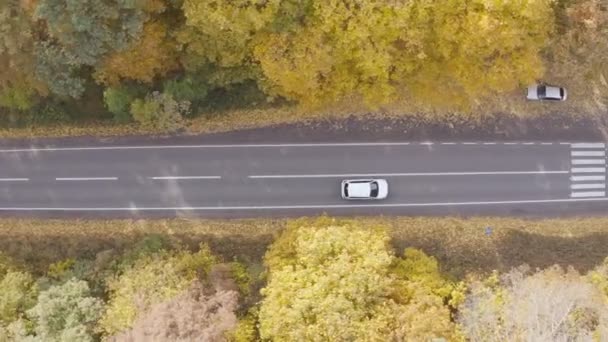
0, 83, 38, 112
130, 91, 189, 132
26, 102, 71, 125
163, 74, 208, 114
103, 86, 142, 123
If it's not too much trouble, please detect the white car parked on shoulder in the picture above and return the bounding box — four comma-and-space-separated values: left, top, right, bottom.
341, 179, 389, 200
527, 84, 567, 101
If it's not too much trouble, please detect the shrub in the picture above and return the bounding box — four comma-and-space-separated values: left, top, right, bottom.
103, 86, 140, 123
163, 74, 208, 112
0, 84, 38, 112
130, 91, 189, 132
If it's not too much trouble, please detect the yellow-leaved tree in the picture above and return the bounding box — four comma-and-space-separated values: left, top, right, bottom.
94, 21, 179, 86
254, 0, 554, 109
258, 217, 462, 341
178, 0, 280, 87
254, 0, 410, 108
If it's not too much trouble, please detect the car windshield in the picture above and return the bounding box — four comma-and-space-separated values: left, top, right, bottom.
343, 183, 349, 197
370, 182, 379, 197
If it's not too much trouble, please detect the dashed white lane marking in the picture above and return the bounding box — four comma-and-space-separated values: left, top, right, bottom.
571, 175, 606, 181
570, 191, 606, 198
572, 159, 606, 165
0, 178, 29, 182
150, 176, 222, 180
249, 171, 568, 179
55, 177, 118, 181
570, 183, 606, 190
1, 196, 608, 211
570, 143, 606, 198
572, 151, 606, 157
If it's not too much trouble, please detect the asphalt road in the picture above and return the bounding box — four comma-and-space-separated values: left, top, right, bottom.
0, 140, 606, 218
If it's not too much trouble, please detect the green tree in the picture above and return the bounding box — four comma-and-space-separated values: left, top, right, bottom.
130, 91, 189, 132
34, 0, 147, 98
26, 279, 103, 342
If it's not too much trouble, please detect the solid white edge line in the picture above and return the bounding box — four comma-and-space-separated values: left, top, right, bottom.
150, 176, 222, 180
1, 197, 608, 211
571, 143, 606, 149
570, 191, 606, 198
571, 168, 606, 173
571, 159, 606, 165
249, 171, 568, 179
571, 175, 606, 181
55, 177, 118, 181
0, 178, 29, 182
0, 141, 591, 153
570, 183, 606, 190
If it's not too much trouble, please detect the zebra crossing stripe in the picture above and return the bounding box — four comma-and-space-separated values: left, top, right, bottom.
571, 143, 606, 149
571, 159, 606, 165
571, 151, 605, 157
571, 167, 606, 173
571, 191, 606, 198
571, 183, 606, 190
571, 175, 606, 181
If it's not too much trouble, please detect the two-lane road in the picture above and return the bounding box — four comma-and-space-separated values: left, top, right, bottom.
0, 141, 606, 217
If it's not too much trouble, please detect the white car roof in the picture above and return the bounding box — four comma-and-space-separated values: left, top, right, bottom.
545, 86, 562, 99
347, 182, 372, 198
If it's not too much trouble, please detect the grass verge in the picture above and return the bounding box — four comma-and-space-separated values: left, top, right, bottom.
1, 216, 607, 278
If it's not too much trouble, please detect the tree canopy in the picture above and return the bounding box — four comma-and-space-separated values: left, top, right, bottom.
259, 218, 459, 341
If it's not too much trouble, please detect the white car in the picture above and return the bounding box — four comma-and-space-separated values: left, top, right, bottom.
527, 84, 567, 101
341, 179, 389, 200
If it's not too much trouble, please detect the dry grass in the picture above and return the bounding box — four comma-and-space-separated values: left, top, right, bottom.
1, 216, 607, 278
